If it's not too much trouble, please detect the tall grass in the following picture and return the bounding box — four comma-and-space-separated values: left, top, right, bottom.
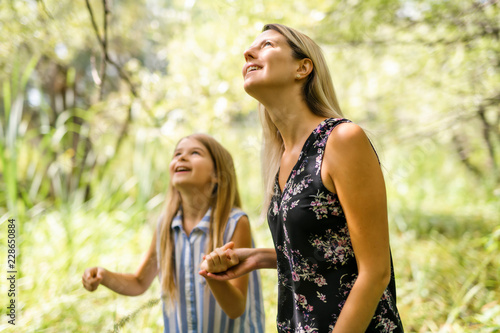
0, 54, 40, 215
383, 138, 500, 332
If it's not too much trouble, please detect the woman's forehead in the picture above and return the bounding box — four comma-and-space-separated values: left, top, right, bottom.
250, 29, 284, 46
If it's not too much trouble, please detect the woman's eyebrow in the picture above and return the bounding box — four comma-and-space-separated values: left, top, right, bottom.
248, 37, 276, 49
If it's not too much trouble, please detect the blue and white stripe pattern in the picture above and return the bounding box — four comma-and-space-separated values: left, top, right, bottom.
158, 207, 265, 333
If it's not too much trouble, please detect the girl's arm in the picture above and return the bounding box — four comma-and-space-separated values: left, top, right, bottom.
200, 215, 261, 319
323, 122, 392, 333
82, 232, 158, 296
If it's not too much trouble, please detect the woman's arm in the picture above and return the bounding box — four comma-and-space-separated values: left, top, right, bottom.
199, 246, 277, 280
82, 232, 159, 296
323, 122, 392, 333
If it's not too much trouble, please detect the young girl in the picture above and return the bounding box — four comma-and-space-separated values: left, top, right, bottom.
200, 24, 404, 332
82, 133, 265, 333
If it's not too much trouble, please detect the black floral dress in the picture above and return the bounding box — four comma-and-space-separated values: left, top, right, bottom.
268, 118, 403, 333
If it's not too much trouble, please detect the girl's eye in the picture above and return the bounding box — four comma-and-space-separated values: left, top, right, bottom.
264, 41, 272, 47
192, 151, 200, 155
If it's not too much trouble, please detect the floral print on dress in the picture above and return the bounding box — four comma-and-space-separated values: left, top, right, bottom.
309, 189, 345, 219
287, 249, 327, 287
278, 225, 328, 288
309, 227, 354, 267
316, 291, 327, 303
293, 294, 319, 333
268, 118, 404, 332
282, 174, 313, 221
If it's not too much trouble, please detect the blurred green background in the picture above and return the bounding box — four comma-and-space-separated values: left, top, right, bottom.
0, 0, 499, 332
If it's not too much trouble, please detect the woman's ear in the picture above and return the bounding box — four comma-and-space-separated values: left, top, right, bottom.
296, 58, 313, 79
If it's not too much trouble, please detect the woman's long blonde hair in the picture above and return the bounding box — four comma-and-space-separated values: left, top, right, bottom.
258, 24, 344, 208
158, 133, 241, 307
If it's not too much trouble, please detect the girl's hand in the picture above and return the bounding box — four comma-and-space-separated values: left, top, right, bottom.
200, 247, 273, 281
200, 242, 239, 273
82, 267, 106, 291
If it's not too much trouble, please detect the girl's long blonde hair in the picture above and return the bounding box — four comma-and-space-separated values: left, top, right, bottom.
258, 24, 344, 209
158, 133, 241, 307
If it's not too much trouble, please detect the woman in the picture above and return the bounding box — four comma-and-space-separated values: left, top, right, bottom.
83, 134, 265, 333
200, 24, 403, 332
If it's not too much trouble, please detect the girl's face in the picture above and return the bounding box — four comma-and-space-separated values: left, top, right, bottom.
169, 137, 216, 192
242, 29, 300, 96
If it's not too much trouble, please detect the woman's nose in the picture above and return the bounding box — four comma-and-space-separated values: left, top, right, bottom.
243, 46, 256, 61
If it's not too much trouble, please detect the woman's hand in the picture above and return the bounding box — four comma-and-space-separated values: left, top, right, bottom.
200, 247, 277, 280
200, 242, 239, 273
82, 267, 106, 291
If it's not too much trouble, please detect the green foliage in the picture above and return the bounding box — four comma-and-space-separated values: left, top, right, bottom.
0, 54, 40, 215
1, 0, 499, 332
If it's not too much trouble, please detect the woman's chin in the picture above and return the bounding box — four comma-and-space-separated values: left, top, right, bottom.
243, 81, 260, 98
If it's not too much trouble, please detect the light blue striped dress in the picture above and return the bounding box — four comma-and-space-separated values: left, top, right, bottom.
157, 207, 265, 333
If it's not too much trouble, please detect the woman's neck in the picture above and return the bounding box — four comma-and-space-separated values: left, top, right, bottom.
262, 96, 326, 151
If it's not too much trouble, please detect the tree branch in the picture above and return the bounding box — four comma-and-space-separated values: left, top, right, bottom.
99, 0, 110, 99
36, 0, 54, 20
85, 0, 104, 47
452, 133, 482, 178
477, 105, 499, 174
84, 0, 162, 181
85, 0, 137, 97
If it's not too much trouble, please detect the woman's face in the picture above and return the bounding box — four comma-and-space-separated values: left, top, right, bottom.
242, 29, 300, 96
169, 137, 216, 192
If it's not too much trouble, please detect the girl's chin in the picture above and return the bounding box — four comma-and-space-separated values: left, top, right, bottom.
171, 180, 189, 189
